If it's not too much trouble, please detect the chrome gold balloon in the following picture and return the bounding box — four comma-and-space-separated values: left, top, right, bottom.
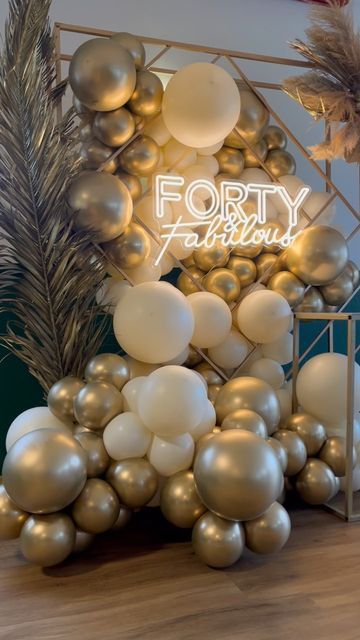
344, 260, 359, 288
73, 95, 94, 119
320, 270, 354, 306
221, 409, 268, 438
111, 506, 132, 531
285, 413, 326, 456
73, 529, 95, 553
177, 265, 205, 296
103, 222, 151, 270
244, 502, 291, 554
296, 458, 338, 505
195, 427, 221, 456
85, 353, 130, 391
48, 376, 84, 423
295, 286, 325, 313
128, 70, 163, 117
116, 171, 142, 202
204, 268, 241, 303
265, 149, 296, 178
319, 436, 356, 477
93, 107, 135, 147
20, 514, 75, 567
72, 479, 120, 534
255, 253, 280, 284
225, 89, 269, 149
261, 220, 286, 254
263, 125, 287, 150
214, 146, 244, 178
184, 345, 203, 368
119, 134, 160, 176
227, 256, 257, 287
273, 430, 307, 476
111, 33, 146, 69
106, 458, 158, 508
192, 511, 245, 568
207, 384, 223, 406
193, 241, 230, 271
242, 139, 268, 168
232, 242, 263, 259
268, 271, 305, 307
195, 363, 224, 386
266, 437, 288, 473
0, 484, 28, 540
78, 121, 93, 142
160, 470, 206, 528
79, 140, 118, 173
74, 382, 123, 431
75, 432, 110, 478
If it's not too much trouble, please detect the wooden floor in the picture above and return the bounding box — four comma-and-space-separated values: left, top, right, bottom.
1, 505, 360, 640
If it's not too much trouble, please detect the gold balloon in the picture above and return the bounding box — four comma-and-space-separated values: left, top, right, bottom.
128, 70, 163, 117
214, 146, 244, 178
268, 271, 305, 307
195, 427, 221, 456
255, 253, 280, 284
0, 484, 28, 540
103, 223, 151, 270
93, 107, 135, 147
73, 529, 95, 553
85, 354, 130, 391
265, 149, 296, 178
106, 458, 158, 508
266, 437, 288, 473
207, 384, 223, 405
296, 458, 338, 505
72, 479, 120, 534
286, 225, 348, 286
263, 125, 287, 150
344, 260, 359, 288
73, 95, 94, 119
160, 471, 206, 528
221, 409, 268, 438
3, 430, 87, 513
193, 241, 230, 271
111, 506, 132, 531
48, 376, 84, 423
116, 171, 142, 202
69, 38, 136, 111
194, 430, 283, 521
79, 140, 118, 173
225, 89, 269, 149
119, 135, 160, 176
244, 502, 291, 554
295, 286, 325, 313
111, 33, 146, 69
285, 413, 326, 456
319, 436, 356, 477
215, 377, 281, 434
273, 430, 307, 477
192, 511, 245, 568
242, 139, 268, 168
320, 270, 354, 306
74, 382, 123, 431
177, 266, 205, 296
232, 242, 263, 259
184, 345, 203, 368
78, 121, 93, 142
227, 255, 257, 287
195, 362, 224, 386
75, 432, 110, 478
67, 172, 133, 243
20, 514, 75, 567
204, 268, 241, 303
261, 220, 286, 254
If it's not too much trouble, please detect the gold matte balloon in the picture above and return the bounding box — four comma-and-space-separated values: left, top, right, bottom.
295, 286, 325, 313
204, 268, 241, 303
111, 506, 132, 531
75, 432, 110, 478
103, 222, 151, 269
195, 363, 224, 386
214, 146, 244, 178
85, 353, 130, 391
73, 529, 95, 553
215, 377, 281, 434
286, 225, 348, 286
344, 260, 359, 288
255, 253, 280, 284
296, 458, 338, 505
119, 134, 160, 176
244, 501, 291, 554
67, 172, 133, 243
268, 271, 305, 307
221, 409, 268, 438
273, 430, 307, 477
242, 139, 268, 168
79, 140, 118, 173
320, 270, 354, 306
194, 430, 283, 521
128, 70, 163, 117
225, 89, 269, 149
74, 382, 123, 431
93, 107, 135, 148
116, 171, 142, 202
0, 484, 28, 540
192, 511, 245, 568
232, 242, 263, 259
285, 413, 326, 456
265, 149, 296, 178
111, 32, 146, 69
207, 384, 223, 405
72, 479, 120, 534
3, 430, 87, 513
69, 38, 136, 112
106, 458, 158, 508
263, 125, 287, 150
266, 437, 288, 473
20, 514, 75, 567
193, 241, 230, 271
48, 376, 84, 423
177, 266, 205, 296
227, 256, 257, 287
160, 471, 206, 528
319, 436, 356, 477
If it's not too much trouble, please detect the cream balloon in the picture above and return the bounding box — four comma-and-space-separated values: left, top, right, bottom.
6, 407, 71, 452
197, 140, 224, 156
124, 356, 160, 378
163, 139, 197, 171
96, 278, 132, 313
261, 332, 293, 365
249, 358, 285, 390
275, 388, 292, 428
195, 154, 219, 176
143, 114, 172, 146
103, 412, 152, 460
121, 376, 147, 412
237, 290, 292, 344
208, 329, 249, 369
187, 292, 232, 349
123, 257, 162, 284
191, 401, 217, 442
148, 433, 194, 476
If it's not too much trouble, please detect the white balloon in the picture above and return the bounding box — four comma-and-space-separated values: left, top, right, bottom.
148, 433, 194, 476
96, 278, 131, 314
275, 388, 292, 427
269, 175, 305, 216
237, 290, 292, 344
124, 257, 162, 284
121, 376, 147, 412
339, 464, 360, 492
171, 195, 205, 225
163, 139, 197, 171
303, 191, 336, 225
208, 329, 249, 369
327, 419, 360, 445
143, 113, 171, 146
182, 165, 215, 200
249, 358, 285, 389
113, 282, 194, 363
191, 401, 216, 442
196, 154, 219, 176
164, 346, 190, 366
6, 407, 71, 452
103, 412, 152, 460
261, 332, 293, 365
159, 253, 175, 276
135, 195, 173, 230
138, 365, 207, 436
197, 140, 224, 156
188, 292, 232, 349
123, 357, 159, 379
240, 168, 271, 184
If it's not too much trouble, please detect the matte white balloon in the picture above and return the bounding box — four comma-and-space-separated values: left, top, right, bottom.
275, 388, 292, 427
208, 329, 249, 369
143, 114, 172, 146
237, 290, 292, 344
148, 433, 194, 476
188, 292, 232, 349
103, 412, 152, 460
123, 257, 162, 284
261, 332, 293, 365
191, 401, 217, 442
163, 139, 196, 171
121, 376, 147, 412
249, 358, 285, 389
6, 407, 71, 452
96, 278, 131, 314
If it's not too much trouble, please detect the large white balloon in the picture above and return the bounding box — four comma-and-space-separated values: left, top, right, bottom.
6, 407, 71, 452
237, 290, 292, 344
103, 412, 152, 460
113, 282, 194, 363
188, 292, 232, 349
162, 63, 240, 148
249, 358, 285, 389
261, 332, 293, 365
208, 329, 249, 369
148, 433, 194, 476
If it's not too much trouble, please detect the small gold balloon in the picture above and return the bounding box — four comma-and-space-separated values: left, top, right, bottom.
295, 286, 325, 313
160, 471, 206, 528
103, 223, 151, 270
74, 382, 123, 431
255, 253, 280, 284
73, 529, 95, 553
261, 220, 286, 254
263, 125, 287, 150
85, 353, 130, 391
266, 437, 288, 473
0, 484, 28, 540
232, 242, 263, 259
78, 122, 93, 142
184, 345, 203, 368
192, 511, 245, 568
20, 513, 76, 567
204, 268, 241, 303
244, 502, 291, 554
344, 260, 359, 288
265, 149, 296, 178
273, 430, 307, 477
116, 171, 142, 202
296, 458, 338, 505
68, 171, 133, 243
227, 255, 257, 287
119, 134, 160, 176
214, 146, 244, 178
225, 89, 269, 149
75, 432, 110, 478
80, 140, 118, 173
320, 270, 354, 306
72, 479, 120, 534
177, 265, 205, 296
48, 376, 84, 423
221, 409, 268, 438
268, 271, 305, 307
195, 363, 224, 386
111, 506, 132, 531
73, 95, 94, 119
111, 33, 146, 69
285, 413, 326, 456
319, 436, 356, 477
128, 70, 163, 117
242, 139, 268, 168
193, 241, 230, 271
207, 384, 223, 405
69, 38, 136, 111
106, 458, 158, 509
93, 107, 135, 147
